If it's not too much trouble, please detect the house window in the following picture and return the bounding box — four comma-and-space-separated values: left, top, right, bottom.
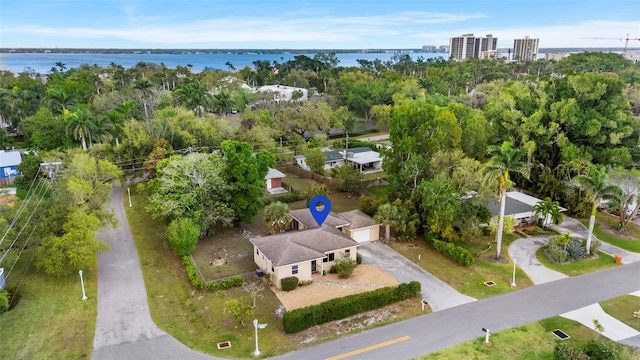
292, 265, 298, 275
323, 253, 335, 263
345, 249, 350, 256
256, 248, 259, 255
271, 264, 275, 273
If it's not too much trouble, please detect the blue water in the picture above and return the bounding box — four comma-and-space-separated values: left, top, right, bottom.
0, 52, 448, 74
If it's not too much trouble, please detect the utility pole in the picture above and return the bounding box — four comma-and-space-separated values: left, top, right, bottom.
40, 161, 62, 183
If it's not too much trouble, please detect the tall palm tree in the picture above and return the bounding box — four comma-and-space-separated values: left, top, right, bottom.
481, 141, 530, 259
574, 165, 622, 253
374, 203, 399, 243
65, 106, 95, 151
172, 80, 210, 117
46, 86, 76, 114
533, 197, 563, 230
134, 79, 154, 119
211, 90, 235, 118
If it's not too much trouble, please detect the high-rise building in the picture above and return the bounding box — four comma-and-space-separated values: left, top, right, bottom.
513, 36, 540, 61
449, 34, 498, 60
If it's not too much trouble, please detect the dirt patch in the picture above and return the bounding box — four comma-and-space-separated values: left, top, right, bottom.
273, 264, 399, 310
483, 255, 509, 264
599, 224, 639, 241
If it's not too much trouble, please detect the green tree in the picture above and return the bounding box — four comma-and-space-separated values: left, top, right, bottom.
166, 217, 200, 257
65, 106, 96, 151
374, 203, 399, 243
263, 201, 291, 234
574, 165, 623, 253
222, 140, 275, 224
224, 298, 253, 326
417, 173, 461, 239
533, 197, 564, 230
331, 164, 362, 194
304, 148, 327, 175
609, 168, 640, 232
481, 141, 530, 259
172, 80, 210, 117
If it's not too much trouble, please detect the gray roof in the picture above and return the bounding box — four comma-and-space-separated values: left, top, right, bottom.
486, 196, 534, 217
265, 168, 286, 180
325, 150, 343, 161
0, 151, 21, 168
290, 208, 351, 228
250, 226, 358, 267
345, 147, 374, 154
339, 210, 377, 229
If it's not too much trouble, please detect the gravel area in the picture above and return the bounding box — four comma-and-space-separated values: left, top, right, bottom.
273, 264, 399, 310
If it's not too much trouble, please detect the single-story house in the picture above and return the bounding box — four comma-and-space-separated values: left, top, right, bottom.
265, 167, 287, 194
294, 147, 382, 173
486, 191, 567, 226
290, 208, 380, 243
250, 226, 359, 289
256, 85, 308, 103
0, 150, 22, 186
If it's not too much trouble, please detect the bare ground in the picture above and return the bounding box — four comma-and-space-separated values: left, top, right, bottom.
273, 264, 400, 310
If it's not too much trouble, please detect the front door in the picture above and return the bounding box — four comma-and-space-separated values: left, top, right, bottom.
311, 260, 317, 273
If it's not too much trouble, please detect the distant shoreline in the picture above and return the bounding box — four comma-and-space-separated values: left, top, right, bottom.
1, 47, 636, 55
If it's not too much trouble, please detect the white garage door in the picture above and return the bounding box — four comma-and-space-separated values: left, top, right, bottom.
352, 229, 370, 243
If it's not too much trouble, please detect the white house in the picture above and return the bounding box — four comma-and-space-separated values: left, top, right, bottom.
486, 191, 567, 226
294, 147, 382, 173
256, 85, 308, 103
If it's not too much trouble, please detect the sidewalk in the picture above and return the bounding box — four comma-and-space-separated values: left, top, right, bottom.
509, 217, 640, 345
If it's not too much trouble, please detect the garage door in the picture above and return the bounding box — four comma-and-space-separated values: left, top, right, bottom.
352, 229, 370, 243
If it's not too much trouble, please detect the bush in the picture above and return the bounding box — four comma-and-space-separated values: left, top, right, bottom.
206, 276, 244, 291
359, 195, 385, 216
356, 254, 363, 265
282, 282, 421, 333
0, 289, 9, 314
554, 342, 588, 360
182, 256, 204, 290
582, 340, 621, 360
432, 239, 474, 266
167, 218, 201, 257
263, 192, 301, 205
334, 254, 356, 278
281, 276, 299, 291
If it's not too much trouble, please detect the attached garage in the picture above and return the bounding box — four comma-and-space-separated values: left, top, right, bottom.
351, 229, 372, 243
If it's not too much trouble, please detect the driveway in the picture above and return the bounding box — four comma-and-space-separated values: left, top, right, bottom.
357, 241, 476, 311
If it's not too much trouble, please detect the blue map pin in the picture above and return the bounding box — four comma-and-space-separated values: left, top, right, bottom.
309, 195, 331, 227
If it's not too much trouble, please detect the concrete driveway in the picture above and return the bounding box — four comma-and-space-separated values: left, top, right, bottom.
357, 241, 476, 311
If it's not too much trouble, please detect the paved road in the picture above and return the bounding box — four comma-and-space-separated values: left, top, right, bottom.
358, 242, 476, 311
92, 185, 221, 360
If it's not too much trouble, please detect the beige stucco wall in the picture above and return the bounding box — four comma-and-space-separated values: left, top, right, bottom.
342, 225, 380, 242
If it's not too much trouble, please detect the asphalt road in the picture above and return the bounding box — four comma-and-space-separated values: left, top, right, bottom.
92, 185, 640, 360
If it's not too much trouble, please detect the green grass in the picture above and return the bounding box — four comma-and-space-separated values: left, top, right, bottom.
535, 246, 617, 276
579, 214, 640, 253
390, 234, 534, 299
367, 185, 389, 198
421, 317, 638, 360
600, 295, 640, 332
0, 253, 96, 360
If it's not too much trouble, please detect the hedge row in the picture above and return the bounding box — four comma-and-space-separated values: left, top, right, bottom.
282, 281, 421, 333
263, 192, 301, 205
206, 276, 244, 291
432, 239, 474, 266
182, 256, 204, 290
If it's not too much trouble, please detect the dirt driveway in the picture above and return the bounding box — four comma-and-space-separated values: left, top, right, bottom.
273, 264, 399, 310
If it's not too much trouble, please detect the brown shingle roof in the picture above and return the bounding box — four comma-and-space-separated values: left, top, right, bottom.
290, 208, 351, 228
339, 210, 377, 229
249, 226, 358, 267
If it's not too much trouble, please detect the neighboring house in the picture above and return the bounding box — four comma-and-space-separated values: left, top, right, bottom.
294, 147, 383, 173
0, 150, 21, 186
265, 168, 287, 194
250, 226, 358, 290
486, 191, 567, 226
256, 85, 308, 103
290, 208, 380, 243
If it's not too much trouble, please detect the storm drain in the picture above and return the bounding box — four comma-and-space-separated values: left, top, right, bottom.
217, 341, 232, 349
483, 281, 496, 287
552, 329, 570, 340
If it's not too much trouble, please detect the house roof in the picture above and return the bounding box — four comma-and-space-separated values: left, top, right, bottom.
345, 147, 374, 154
0, 151, 21, 168
290, 208, 351, 228
339, 210, 377, 229
325, 150, 344, 161
250, 226, 358, 267
265, 168, 286, 180
486, 191, 567, 219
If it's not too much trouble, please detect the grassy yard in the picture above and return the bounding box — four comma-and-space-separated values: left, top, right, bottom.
0, 253, 96, 360
421, 317, 638, 360
535, 247, 617, 276
367, 185, 389, 198
391, 234, 534, 299
600, 295, 640, 332
580, 213, 640, 253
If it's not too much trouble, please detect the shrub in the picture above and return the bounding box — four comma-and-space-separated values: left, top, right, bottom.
432, 239, 474, 266
206, 276, 244, 291
356, 254, 363, 265
167, 218, 201, 257
554, 342, 588, 360
263, 193, 301, 205
282, 282, 421, 333
334, 254, 356, 278
566, 239, 588, 261
281, 276, 299, 291
0, 289, 9, 314
182, 256, 204, 290
548, 242, 569, 263
582, 340, 621, 360
359, 195, 385, 216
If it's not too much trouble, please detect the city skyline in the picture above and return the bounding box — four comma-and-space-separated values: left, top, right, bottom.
1, 0, 639, 49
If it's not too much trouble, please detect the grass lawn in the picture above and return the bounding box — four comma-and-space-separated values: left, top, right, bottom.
600, 295, 640, 332
390, 234, 534, 299
0, 252, 96, 360
191, 226, 256, 282
580, 213, 640, 253
535, 246, 617, 276
367, 185, 389, 198
421, 317, 638, 360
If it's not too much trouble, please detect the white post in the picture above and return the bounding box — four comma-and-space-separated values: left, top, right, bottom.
511, 259, 517, 287
253, 319, 260, 356
127, 188, 132, 207
484, 329, 491, 345
79, 270, 88, 300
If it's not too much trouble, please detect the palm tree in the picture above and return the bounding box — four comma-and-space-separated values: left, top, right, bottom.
533, 197, 563, 230
65, 106, 95, 151
172, 80, 210, 117
134, 79, 154, 119
374, 203, 399, 244
574, 165, 622, 253
46, 86, 76, 114
263, 202, 291, 234
211, 90, 235, 118
481, 141, 530, 259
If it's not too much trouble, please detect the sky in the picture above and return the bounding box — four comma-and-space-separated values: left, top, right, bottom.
1, 0, 639, 49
